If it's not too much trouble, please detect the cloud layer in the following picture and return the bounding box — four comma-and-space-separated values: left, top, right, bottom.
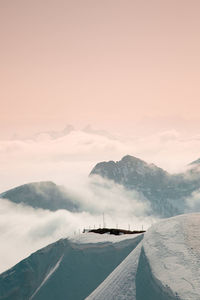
0, 176, 155, 273
1, 126, 200, 192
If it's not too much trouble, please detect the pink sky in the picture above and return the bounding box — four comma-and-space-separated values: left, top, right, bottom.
1, 0, 200, 138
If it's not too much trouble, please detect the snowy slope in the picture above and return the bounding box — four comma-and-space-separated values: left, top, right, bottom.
140, 213, 200, 299
2, 214, 200, 300
86, 243, 142, 300
87, 213, 200, 300
0, 233, 143, 300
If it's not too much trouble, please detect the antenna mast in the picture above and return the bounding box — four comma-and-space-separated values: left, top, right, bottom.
103, 212, 106, 228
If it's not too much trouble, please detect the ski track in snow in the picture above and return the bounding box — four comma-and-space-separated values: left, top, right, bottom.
182, 214, 200, 296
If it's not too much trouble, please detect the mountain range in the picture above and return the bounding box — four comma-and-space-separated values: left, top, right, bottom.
1, 155, 200, 217
1, 156, 200, 299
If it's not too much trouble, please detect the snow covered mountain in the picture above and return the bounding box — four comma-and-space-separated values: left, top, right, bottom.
90, 155, 200, 217
87, 213, 200, 300
0, 181, 80, 212
0, 234, 142, 300
1, 213, 200, 300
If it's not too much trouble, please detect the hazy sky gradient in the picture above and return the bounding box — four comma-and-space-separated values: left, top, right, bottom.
1, 0, 200, 137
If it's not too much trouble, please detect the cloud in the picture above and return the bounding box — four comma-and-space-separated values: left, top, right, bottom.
0, 198, 98, 273
0, 175, 156, 273
0, 128, 130, 192
73, 175, 150, 217
1, 126, 200, 192
185, 190, 200, 212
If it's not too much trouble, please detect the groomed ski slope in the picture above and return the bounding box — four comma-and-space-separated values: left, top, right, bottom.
87, 213, 200, 300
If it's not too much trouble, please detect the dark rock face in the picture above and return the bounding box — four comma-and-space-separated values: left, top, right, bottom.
1, 181, 79, 212
88, 228, 146, 235
90, 155, 200, 217
90, 155, 168, 189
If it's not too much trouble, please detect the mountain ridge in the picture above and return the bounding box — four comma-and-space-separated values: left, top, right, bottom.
90, 155, 200, 217
0, 234, 142, 300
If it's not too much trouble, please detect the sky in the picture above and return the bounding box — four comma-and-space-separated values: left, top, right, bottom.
0, 0, 200, 189
1, 0, 200, 138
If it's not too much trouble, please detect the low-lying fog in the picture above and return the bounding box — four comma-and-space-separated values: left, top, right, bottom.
0, 175, 156, 273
